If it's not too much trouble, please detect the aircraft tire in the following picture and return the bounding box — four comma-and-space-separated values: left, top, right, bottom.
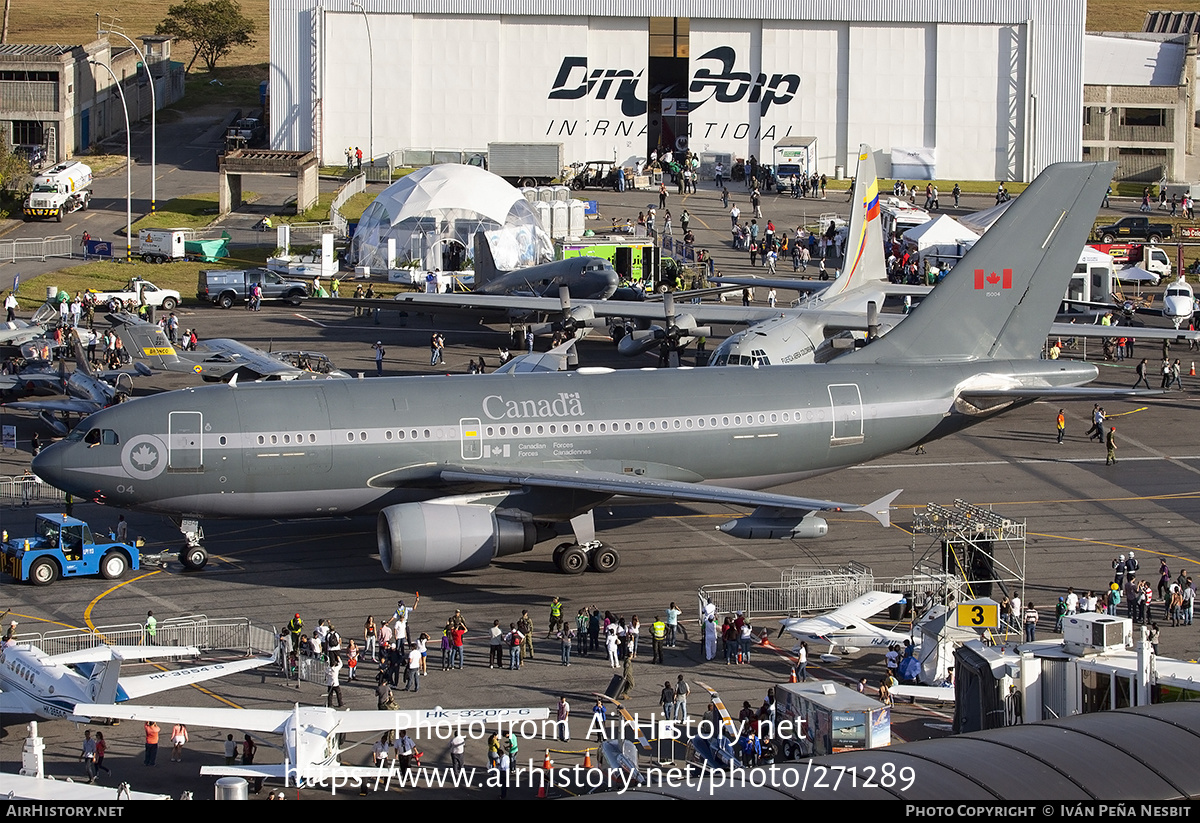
589, 545, 620, 573
557, 545, 588, 575
552, 542, 573, 568
100, 551, 128, 580
181, 546, 208, 571
29, 557, 59, 586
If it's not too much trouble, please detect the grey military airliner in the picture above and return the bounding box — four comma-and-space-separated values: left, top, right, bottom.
34, 161, 1116, 576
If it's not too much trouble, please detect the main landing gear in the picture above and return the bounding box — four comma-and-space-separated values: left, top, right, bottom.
551, 510, 620, 574
552, 542, 621, 575
176, 518, 209, 571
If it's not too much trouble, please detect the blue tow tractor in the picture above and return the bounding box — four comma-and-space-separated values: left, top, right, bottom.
1, 513, 165, 586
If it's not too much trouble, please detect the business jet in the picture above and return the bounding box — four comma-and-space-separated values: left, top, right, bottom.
74, 702, 548, 789
0, 640, 275, 721
33, 161, 1125, 576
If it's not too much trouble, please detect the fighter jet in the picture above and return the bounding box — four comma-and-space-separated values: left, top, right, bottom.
33, 161, 1122, 575
107, 313, 351, 382
1, 334, 152, 435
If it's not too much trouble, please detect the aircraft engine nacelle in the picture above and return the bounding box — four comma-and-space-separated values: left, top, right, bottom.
718, 514, 829, 540
377, 502, 537, 574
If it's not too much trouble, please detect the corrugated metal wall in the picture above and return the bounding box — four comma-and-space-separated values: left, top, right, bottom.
271, 0, 1085, 179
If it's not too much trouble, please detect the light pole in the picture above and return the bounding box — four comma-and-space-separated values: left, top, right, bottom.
97, 20, 157, 212
350, 1, 373, 166
90, 59, 132, 263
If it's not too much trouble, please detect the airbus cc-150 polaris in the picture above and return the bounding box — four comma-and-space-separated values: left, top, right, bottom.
34, 161, 1125, 576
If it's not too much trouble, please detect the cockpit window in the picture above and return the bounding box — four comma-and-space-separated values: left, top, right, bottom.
83, 428, 119, 446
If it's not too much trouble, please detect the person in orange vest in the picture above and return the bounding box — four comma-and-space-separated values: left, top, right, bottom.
1056, 409, 1066, 444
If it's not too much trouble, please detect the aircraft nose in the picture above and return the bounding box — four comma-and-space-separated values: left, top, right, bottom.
31, 445, 61, 486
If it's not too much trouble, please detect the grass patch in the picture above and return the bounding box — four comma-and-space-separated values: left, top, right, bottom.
130, 191, 257, 232
169, 64, 268, 113
338, 191, 377, 221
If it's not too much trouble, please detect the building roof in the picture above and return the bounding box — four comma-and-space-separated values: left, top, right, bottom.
1143, 10, 1200, 36
0, 44, 76, 59
1085, 33, 1188, 87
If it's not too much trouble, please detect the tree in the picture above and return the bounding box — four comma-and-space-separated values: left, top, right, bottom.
156, 0, 256, 73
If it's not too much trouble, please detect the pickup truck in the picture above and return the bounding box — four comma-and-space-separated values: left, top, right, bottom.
197, 267, 309, 308
90, 277, 182, 311
1093, 217, 1173, 244
1, 513, 141, 585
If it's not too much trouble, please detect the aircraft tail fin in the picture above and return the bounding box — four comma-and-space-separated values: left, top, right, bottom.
823, 144, 887, 299
88, 657, 123, 705
107, 313, 181, 368
69, 331, 94, 377
842, 161, 1115, 363
473, 232, 502, 287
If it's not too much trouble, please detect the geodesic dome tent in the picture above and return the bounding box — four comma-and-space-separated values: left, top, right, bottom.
350, 164, 552, 272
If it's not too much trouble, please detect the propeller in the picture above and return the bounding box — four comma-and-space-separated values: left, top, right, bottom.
531, 286, 598, 340
617, 291, 711, 365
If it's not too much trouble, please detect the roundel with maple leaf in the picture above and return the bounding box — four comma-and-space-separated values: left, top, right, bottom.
121, 434, 167, 480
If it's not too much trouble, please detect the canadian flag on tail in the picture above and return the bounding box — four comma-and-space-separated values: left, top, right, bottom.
974, 268, 1013, 289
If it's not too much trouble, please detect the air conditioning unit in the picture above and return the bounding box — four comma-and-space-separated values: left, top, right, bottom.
1062, 613, 1131, 655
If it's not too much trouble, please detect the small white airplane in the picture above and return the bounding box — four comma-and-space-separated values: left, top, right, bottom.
73, 702, 550, 789
777, 591, 914, 660
0, 641, 275, 721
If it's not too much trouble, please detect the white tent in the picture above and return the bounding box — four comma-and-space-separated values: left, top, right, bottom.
957, 198, 1014, 234
900, 214, 980, 269
351, 164, 552, 272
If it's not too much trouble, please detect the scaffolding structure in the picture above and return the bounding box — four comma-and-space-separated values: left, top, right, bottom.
911, 499, 1028, 604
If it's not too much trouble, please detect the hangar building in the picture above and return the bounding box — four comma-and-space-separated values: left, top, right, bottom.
269, 0, 1086, 182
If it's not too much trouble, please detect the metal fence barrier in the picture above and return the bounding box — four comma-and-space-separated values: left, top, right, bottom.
0, 475, 67, 506
0, 235, 73, 263
700, 562, 877, 622
285, 221, 337, 245
28, 616, 263, 658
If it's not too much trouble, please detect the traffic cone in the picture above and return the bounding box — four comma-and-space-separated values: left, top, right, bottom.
1190, 362, 1195, 376
542, 749, 553, 770
583, 749, 593, 769
789, 667, 798, 683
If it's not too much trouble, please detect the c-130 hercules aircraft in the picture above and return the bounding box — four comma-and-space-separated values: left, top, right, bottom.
34, 161, 1120, 576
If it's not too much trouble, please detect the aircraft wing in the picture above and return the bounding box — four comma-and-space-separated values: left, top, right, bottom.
177, 339, 311, 382
714, 275, 934, 301
779, 591, 904, 639
73, 703, 293, 734
49, 645, 201, 665
438, 466, 898, 528
711, 275, 833, 294
324, 706, 551, 736
1048, 322, 1200, 342
2, 399, 103, 415
118, 652, 278, 700
342, 292, 792, 326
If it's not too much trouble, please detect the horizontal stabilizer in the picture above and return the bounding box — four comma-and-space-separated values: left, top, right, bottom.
119, 652, 277, 700
50, 645, 200, 665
